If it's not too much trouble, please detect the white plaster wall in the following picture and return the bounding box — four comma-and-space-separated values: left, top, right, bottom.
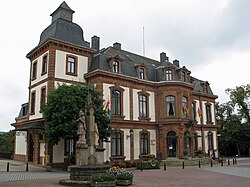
148, 92, 156, 122
53, 139, 65, 163
40, 143, 45, 165
122, 87, 130, 120
211, 102, 215, 124
29, 82, 47, 120
204, 131, 208, 153
196, 131, 202, 148
103, 140, 110, 162
133, 89, 139, 121
31, 52, 49, 86
213, 131, 217, 150
195, 100, 201, 124
103, 83, 113, 102
202, 101, 207, 125
15, 131, 27, 155
148, 129, 156, 155
40, 143, 45, 157
122, 129, 131, 160
133, 129, 140, 159
55, 50, 87, 82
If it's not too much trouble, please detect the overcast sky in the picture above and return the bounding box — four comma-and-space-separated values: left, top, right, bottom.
0, 0, 249, 131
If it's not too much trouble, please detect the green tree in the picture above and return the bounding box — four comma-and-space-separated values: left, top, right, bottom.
217, 84, 250, 156
226, 85, 250, 123
0, 131, 14, 155
42, 84, 111, 145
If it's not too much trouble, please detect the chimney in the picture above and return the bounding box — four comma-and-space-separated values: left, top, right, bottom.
91, 35, 100, 51
160, 52, 169, 63
173, 59, 180, 67
85, 41, 90, 48
113, 42, 121, 50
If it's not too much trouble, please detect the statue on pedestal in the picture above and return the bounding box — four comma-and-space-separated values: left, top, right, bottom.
77, 110, 86, 144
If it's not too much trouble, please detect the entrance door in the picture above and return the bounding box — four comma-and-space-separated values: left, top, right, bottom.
167, 131, 177, 157
28, 134, 34, 162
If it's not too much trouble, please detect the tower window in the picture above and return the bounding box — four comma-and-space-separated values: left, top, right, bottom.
66, 55, 78, 76
42, 55, 48, 75
32, 61, 37, 80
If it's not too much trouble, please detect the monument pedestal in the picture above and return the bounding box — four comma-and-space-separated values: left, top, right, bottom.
59, 87, 109, 186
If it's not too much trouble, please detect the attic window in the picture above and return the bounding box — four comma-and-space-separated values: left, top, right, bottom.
204, 85, 209, 93
139, 68, 145, 79
166, 70, 172, 81
113, 61, 119, 73
181, 71, 186, 82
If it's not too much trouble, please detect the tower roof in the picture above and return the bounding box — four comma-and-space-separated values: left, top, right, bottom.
50, 1, 75, 23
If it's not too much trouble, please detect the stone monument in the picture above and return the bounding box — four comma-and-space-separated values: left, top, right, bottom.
59, 86, 109, 186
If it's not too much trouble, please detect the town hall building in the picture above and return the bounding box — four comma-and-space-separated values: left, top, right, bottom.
12, 2, 218, 166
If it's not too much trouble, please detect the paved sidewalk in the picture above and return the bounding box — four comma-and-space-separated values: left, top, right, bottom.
0, 158, 249, 186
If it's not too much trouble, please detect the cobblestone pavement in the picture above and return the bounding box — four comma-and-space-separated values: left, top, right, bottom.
0, 158, 249, 187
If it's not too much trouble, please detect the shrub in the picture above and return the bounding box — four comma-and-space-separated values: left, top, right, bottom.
92, 172, 116, 182
136, 160, 160, 169
116, 171, 133, 180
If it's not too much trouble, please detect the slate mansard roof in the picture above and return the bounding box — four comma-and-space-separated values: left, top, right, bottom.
89, 46, 215, 96
27, 2, 90, 57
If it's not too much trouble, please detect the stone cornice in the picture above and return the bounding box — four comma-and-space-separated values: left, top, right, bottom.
26, 38, 95, 61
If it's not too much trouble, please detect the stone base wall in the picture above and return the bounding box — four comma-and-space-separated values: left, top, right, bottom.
14, 154, 26, 162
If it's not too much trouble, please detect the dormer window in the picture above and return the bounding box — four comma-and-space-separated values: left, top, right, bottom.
166, 70, 172, 81
113, 61, 119, 73
204, 85, 209, 93
139, 68, 145, 79
181, 71, 186, 82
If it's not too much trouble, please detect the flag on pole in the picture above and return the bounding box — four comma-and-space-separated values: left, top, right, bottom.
104, 98, 111, 119
198, 107, 202, 117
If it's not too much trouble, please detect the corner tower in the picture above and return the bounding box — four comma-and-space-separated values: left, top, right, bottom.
13, 2, 95, 164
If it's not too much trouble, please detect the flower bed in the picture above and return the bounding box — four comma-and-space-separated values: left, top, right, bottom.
136, 160, 160, 169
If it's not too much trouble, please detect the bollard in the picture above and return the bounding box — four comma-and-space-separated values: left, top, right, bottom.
211, 160, 213, 167
140, 162, 143, 172
164, 163, 166, 171
233, 159, 235, 165
26, 162, 29, 172
199, 161, 201, 168
228, 159, 230, 165
235, 159, 237, 164
182, 161, 184, 169
7, 162, 9, 172
221, 160, 223, 167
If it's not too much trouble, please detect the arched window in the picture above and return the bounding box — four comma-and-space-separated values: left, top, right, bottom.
166, 96, 175, 116
139, 95, 147, 117
140, 130, 150, 155
111, 131, 122, 156
113, 61, 119, 73
182, 97, 188, 117
111, 90, 121, 115
166, 70, 172, 81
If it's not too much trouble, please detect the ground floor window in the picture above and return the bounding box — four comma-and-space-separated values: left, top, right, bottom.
140, 130, 150, 155
64, 138, 74, 156
111, 132, 123, 156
